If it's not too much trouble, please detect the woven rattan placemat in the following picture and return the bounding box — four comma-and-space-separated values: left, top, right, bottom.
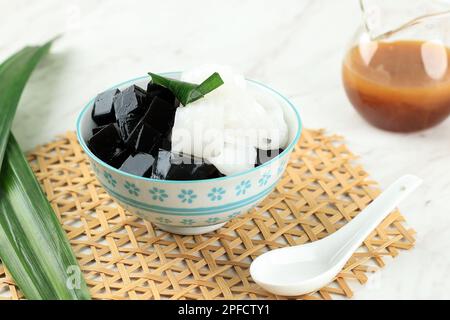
0, 129, 415, 300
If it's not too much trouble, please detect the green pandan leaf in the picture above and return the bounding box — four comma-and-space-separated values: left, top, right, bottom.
0, 136, 91, 300
148, 72, 224, 106
0, 39, 91, 300
0, 41, 53, 165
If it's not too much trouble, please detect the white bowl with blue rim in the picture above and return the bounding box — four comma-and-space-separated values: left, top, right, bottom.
76, 72, 302, 235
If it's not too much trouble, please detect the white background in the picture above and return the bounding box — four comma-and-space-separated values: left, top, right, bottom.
0, 0, 449, 299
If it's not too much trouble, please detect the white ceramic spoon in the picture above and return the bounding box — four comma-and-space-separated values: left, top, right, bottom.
250, 175, 422, 296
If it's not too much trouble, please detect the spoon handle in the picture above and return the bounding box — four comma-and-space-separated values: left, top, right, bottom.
329, 175, 422, 263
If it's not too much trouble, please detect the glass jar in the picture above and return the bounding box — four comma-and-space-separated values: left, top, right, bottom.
342, 0, 450, 132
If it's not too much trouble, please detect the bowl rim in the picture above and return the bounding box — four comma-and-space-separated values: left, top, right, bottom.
76, 72, 303, 184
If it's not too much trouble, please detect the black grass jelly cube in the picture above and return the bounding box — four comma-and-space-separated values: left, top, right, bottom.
91, 89, 119, 126
119, 153, 155, 177
92, 125, 108, 136
255, 148, 284, 167
147, 82, 176, 106
126, 121, 162, 154
152, 150, 222, 181
114, 85, 148, 141
88, 123, 130, 168
143, 97, 177, 134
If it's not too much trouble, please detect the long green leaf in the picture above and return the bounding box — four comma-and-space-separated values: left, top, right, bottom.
0, 40, 91, 299
0, 136, 91, 299
148, 72, 224, 106
0, 40, 53, 165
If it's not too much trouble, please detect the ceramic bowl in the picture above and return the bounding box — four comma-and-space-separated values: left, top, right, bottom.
76, 72, 302, 235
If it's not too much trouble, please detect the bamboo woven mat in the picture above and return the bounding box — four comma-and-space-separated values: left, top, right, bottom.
0, 129, 415, 300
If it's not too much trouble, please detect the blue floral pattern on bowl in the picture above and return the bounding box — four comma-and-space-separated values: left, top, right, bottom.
208, 187, 226, 201
124, 181, 140, 196
104, 171, 117, 187
149, 187, 168, 202
258, 171, 272, 187
181, 219, 195, 225
206, 217, 221, 224
156, 217, 171, 224
228, 211, 242, 219
178, 189, 197, 204
235, 180, 251, 196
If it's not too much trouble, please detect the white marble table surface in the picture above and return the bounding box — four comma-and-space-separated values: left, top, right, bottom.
1, 0, 449, 300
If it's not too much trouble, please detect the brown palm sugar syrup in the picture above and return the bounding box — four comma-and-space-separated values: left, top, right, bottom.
342, 40, 450, 132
